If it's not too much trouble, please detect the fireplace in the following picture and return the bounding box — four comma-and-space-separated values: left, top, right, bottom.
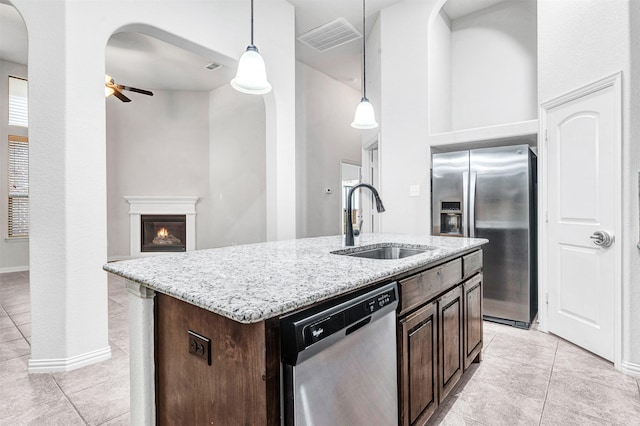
124, 196, 199, 258
141, 215, 186, 252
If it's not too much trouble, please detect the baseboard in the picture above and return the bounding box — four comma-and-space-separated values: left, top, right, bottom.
620, 360, 640, 378
28, 345, 112, 373
0, 265, 29, 273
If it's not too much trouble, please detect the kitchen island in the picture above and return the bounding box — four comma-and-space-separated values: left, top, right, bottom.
104, 233, 487, 425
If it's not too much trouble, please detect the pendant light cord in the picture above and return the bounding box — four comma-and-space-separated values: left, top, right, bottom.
250, 0, 255, 46
362, 0, 367, 100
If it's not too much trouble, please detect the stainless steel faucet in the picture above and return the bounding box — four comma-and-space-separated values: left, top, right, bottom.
345, 183, 385, 246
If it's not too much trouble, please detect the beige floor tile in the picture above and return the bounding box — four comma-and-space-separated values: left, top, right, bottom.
4, 301, 30, 316
0, 373, 63, 421
18, 323, 31, 340
108, 292, 129, 307
428, 406, 488, 426
481, 333, 557, 373
0, 355, 30, 387
448, 379, 544, 426
66, 369, 130, 426
481, 320, 511, 334
108, 299, 127, 318
553, 340, 638, 393
0, 292, 30, 308
99, 412, 130, 426
0, 325, 23, 343
10, 310, 31, 326
482, 330, 496, 348
108, 313, 129, 353
0, 336, 30, 361
546, 369, 640, 424
540, 401, 628, 426
0, 272, 28, 285
0, 315, 14, 330
53, 347, 129, 395
472, 353, 551, 400
0, 392, 85, 426
494, 324, 559, 349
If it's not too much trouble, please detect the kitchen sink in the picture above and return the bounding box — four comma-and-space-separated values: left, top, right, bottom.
332, 243, 434, 260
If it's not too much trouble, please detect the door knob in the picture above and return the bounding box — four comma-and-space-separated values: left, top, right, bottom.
590, 230, 614, 248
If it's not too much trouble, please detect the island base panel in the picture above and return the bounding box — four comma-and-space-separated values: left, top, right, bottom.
154, 293, 280, 425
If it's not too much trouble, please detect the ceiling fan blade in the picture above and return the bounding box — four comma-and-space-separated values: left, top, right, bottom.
120, 85, 154, 96
112, 88, 131, 103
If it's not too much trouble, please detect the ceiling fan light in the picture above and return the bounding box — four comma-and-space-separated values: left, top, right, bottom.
231, 46, 272, 95
351, 98, 378, 129
105, 86, 115, 97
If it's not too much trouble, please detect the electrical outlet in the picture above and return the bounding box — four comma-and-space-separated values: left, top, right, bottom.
409, 185, 420, 197
188, 330, 211, 365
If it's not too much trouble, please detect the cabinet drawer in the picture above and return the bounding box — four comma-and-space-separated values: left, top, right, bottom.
400, 258, 462, 314
462, 250, 482, 278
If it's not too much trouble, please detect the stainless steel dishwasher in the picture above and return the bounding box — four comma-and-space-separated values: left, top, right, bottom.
280, 281, 398, 426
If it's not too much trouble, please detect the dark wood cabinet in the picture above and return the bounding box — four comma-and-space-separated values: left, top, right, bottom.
154, 293, 280, 426
397, 250, 483, 425
437, 285, 463, 403
463, 273, 483, 369
398, 302, 438, 426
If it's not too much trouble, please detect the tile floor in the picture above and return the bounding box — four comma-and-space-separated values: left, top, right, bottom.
0, 272, 130, 425
1, 271, 640, 425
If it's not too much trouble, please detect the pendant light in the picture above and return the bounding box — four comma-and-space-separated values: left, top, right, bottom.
231, 0, 272, 95
351, 0, 378, 129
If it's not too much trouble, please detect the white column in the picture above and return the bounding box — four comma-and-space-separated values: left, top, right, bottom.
126, 280, 156, 426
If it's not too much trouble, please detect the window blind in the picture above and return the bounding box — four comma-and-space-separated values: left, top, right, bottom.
8, 136, 29, 237
8, 76, 28, 127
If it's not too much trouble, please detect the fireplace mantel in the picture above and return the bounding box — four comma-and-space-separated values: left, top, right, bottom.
124, 196, 199, 258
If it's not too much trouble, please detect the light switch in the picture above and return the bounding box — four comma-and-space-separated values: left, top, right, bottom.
409, 185, 420, 197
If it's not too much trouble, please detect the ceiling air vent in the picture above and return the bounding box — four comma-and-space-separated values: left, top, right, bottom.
298, 17, 362, 53
205, 62, 222, 71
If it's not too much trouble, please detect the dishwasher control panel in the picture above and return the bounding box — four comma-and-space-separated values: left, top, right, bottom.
280, 282, 398, 366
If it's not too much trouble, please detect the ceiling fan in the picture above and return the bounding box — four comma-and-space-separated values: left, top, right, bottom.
105, 75, 154, 102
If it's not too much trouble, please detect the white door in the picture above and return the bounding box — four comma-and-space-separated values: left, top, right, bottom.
543, 74, 621, 362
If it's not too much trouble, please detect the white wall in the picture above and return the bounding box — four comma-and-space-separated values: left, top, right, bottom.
538, 0, 638, 373
630, 0, 640, 376
378, 0, 431, 235
10, 0, 295, 372
0, 59, 28, 272
429, 10, 452, 135
106, 90, 210, 259
296, 61, 362, 238
208, 85, 266, 248
450, 0, 537, 131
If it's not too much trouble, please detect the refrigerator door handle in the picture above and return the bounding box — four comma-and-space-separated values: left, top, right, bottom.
462, 171, 469, 237
469, 171, 477, 238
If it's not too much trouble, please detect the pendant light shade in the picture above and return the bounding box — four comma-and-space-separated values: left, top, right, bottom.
231, 46, 272, 94
351, 0, 378, 129
351, 97, 378, 129
231, 0, 272, 95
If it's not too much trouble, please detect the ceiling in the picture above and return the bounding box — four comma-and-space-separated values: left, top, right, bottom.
0, 0, 507, 93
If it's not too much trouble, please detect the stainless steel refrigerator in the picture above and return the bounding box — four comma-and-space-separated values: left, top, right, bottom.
431, 144, 537, 328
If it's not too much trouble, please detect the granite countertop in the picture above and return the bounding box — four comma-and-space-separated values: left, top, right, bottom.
103, 233, 487, 324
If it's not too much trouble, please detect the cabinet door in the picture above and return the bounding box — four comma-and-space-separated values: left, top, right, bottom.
463, 273, 483, 369
399, 302, 438, 426
438, 286, 463, 403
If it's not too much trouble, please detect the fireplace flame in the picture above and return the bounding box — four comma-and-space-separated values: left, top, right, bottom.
157, 228, 169, 238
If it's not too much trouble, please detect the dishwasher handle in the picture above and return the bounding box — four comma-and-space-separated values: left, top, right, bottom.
280, 282, 398, 366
